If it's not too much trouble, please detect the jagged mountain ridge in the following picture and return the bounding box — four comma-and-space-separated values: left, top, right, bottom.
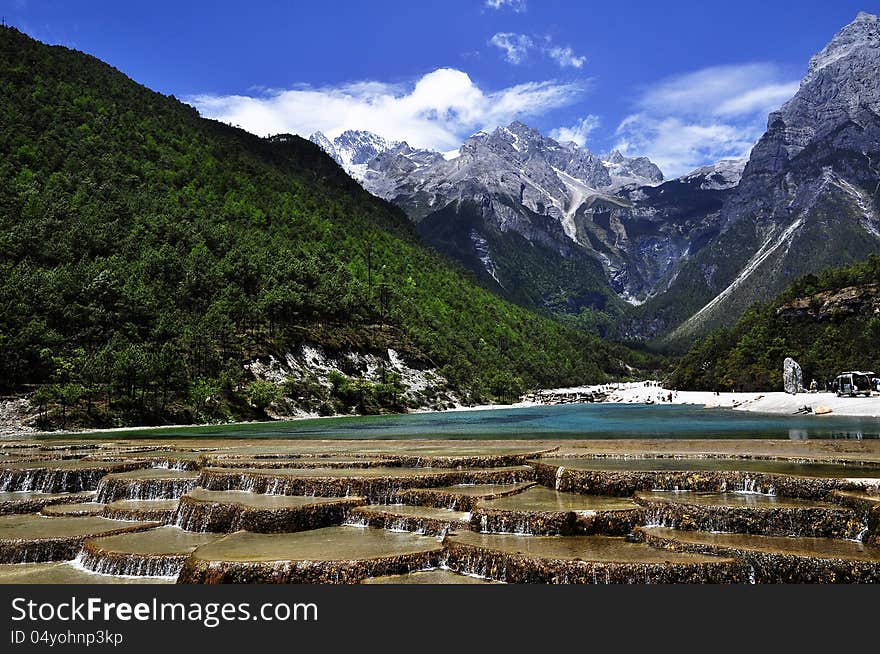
311, 121, 743, 318
311, 122, 678, 325
651, 11, 880, 346
308, 129, 403, 181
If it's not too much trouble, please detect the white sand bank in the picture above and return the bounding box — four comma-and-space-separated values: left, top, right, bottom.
537, 382, 880, 418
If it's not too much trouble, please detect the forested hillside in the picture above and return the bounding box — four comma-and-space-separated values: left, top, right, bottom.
669, 256, 880, 391
0, 27, 649, 428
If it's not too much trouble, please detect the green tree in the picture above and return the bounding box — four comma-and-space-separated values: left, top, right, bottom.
246, 379, 282, 411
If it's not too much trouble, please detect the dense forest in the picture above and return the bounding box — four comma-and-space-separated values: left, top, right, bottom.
0, 27, 657, 428
669, 255, 880, 391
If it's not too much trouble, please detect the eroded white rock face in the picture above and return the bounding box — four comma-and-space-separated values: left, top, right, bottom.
245, 343, 460, 417
0, 397, 38, 436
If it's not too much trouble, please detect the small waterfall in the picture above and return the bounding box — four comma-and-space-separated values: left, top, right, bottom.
103, 503, 176, 524
347, 508, 454, 536
387, 517, 420, 533
732, 477, 774, 496
554, 466, 565, 491
343, 515, 369, 529
151, 460, 197, 471
75, 551, 183, 578
96, 477, 198, 503
173, 500, 212, 532
0, 539, 82, 564
175, 494, 360, 534
474, 512, 533, 535
449, 550, 504, 581
0, 468, 106, 494
643, 506, 672, 528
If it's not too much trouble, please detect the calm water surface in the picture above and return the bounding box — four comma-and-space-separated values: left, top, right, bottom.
66, 404, 880, 440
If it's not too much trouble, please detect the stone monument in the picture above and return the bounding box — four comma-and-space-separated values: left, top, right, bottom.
783, 357, 803, 395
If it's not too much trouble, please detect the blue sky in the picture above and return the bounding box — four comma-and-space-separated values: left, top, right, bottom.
3, 0, 873, 175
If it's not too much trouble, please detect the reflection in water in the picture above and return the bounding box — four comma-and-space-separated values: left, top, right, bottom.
789, 429, 808, 440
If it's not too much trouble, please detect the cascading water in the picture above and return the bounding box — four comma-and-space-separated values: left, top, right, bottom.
75, 550, 184, 578
96, 474, 198, 503
643, 506, 671, 529
0, 469, 106, 494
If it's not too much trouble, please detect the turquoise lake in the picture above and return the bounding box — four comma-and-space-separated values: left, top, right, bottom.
65, 404, 880, 440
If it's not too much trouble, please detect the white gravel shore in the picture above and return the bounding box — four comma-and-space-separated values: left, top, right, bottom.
536, 382, 880, 418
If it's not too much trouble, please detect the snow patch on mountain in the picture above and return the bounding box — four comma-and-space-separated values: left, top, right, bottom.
678, 159, 747, 190
601, 150, 664, 190
309, 130, 400, 180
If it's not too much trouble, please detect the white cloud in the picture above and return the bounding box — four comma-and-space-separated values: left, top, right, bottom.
489, 32, 587, 70
547, 46, 586, 69
614, 63, 799, 176
489, 32, 534, 65
484, 0, 527, 12
615, 115, 756, 178
713, 83, 800, 117
550, 115, 600, 147
190, 68, 583, 152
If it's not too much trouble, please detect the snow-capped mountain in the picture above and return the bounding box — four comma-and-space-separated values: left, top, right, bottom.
310, 120, 707, 320
310, 120, 726, 321
309, 130, 401, 180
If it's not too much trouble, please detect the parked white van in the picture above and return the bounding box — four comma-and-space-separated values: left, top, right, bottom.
833, 371, 874, 397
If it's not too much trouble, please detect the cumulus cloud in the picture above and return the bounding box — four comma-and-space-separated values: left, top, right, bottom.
550, 115, 600, 147
489, 32, 587, 69
484, 0, 527, 12
489, 33, 534, 65
614, 63, 799, 176
190, 68, 583, 152
546, 46, 586, 69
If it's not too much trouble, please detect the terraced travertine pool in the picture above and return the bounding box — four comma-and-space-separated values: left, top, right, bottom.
1, 437, 879, 583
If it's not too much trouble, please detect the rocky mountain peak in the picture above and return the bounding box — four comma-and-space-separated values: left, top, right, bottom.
484, 121, 547, 155
601, 150, 664, 189
807, 11, 879, 78
334, 130, 399, 165
308, 129, 400, 180
308, 131, 336, 158
660, 11, 880, 344
677, 159, 746, 191
745, 12, 879, 177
